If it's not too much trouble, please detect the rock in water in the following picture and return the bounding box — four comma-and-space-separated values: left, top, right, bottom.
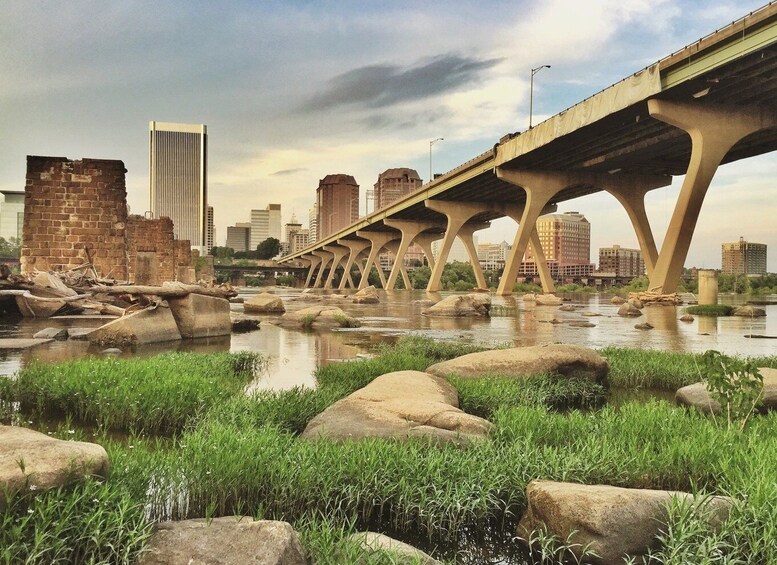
617, 302, 643, 317
676, 368, 777, 414
426, 344, 609, 384
244, 293, 286, 314
422, 293, 490, 317
352, 285, 380, 304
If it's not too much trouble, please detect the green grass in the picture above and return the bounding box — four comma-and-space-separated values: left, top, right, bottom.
6, 351, 264, 435
0, 480, 152, 565
686, 305, 734, 316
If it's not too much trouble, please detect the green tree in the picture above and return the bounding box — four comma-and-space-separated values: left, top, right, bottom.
410, 266, 431, 289
210, 246, 234, 263
0, 237, 21, 258
255, 238, 281, 260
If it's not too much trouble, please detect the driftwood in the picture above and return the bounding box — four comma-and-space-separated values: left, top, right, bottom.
89, 283, 236, 299
629, 291, 681, 305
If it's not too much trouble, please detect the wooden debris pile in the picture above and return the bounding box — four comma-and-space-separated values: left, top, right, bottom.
628, 290, 682, 305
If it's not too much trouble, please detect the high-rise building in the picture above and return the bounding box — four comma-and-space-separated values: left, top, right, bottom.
226, 222, 251, 252
722, 237, 767, 275
290, 229, 309, 255
316, 174, 359, 240
0, 190, 24, 241
373, 168, 422, 210
598, 244, 644, 277
478, 241, 511, 271
285, 213, 302, 243
205, 206, 214, 254
250, 204, 282, 250
308, 203, 318, 244
523, 211, 593, 278
149, 121, 207, 249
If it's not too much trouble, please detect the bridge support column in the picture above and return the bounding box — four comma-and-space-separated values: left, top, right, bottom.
337, 239, 370, 290
311, 250, 333, 289
423, 200, 493, 292
601, 174, 671, 277
384, 241, 412, 290
495, 169, 583, 295
457, 222, 490, 290
303, 255, 322, 288
414, 232, 441, 271
647, 100, 777, 293
356, 231, 399, 289
383, 220, 446, 290
322, 245, 349, 289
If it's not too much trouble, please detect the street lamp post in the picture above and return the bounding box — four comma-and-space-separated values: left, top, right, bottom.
529, 65, 551, 130
429, 137, 443, 183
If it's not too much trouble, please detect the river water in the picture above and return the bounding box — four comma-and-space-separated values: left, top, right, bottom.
1, 288, 776, 388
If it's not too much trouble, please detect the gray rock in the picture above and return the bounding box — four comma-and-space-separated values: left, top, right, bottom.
244, 293, 286, 314
100, 348, 123, 356
559, 304, 577, 312
166, 294, 232, 339
87, 305, 182, 347
732, 305, 766, 317
279, 305, 360, 329
676, 368, 777, 414
346, 532, 442, 564
518, 480, 732, 565
610, 296, 626, 305
679, 314, 695, 322
422, 293, 490, 317
352, 285, 380, 304
139, 517, 305, 565
67, 327, 94, 340
229, 297, 245, 304
33, 327, 68, 340
301, 370, 492, 445
535, 294, 563, 306
634, 322, 654, 330
426, 344, 609, 384
231, 315, 261, 333
0, 426, 109, 510
569, 321, 596, 328
582, 311, 602, 317
617, 302, 643, 317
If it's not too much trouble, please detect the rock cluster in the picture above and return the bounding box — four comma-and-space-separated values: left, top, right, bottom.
278, 305, 360, 329
352, 285, 380, 304
422, 293, 490, 317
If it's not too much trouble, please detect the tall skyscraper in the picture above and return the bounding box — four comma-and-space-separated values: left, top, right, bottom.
226, 222, 251, 252
206, 206, 214, 253
308, 203, 318, 244
149, 121, 207, 249
524, 211, 593, 278
373, 168, 422, 210
250, 204, 281, 250
722, 237, 767, 275
316, 174, 359, 240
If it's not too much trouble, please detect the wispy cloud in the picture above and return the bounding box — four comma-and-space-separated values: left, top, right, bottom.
271, 167, 307, 176
298, 54, 503, 112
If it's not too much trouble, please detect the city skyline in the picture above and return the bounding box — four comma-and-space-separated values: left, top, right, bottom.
2, 1, 776, 270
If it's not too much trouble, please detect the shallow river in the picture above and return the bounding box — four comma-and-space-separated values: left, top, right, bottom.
2, 288, 776, 389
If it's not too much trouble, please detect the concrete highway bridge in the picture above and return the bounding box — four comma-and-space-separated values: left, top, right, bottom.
280, 4, 777, 295
214, 262, 307, 285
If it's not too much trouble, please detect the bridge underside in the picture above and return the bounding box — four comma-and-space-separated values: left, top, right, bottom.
284, 7, 777, 295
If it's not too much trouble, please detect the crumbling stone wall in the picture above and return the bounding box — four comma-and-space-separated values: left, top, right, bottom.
22, 156, 128, 279
126, 216, 177, 284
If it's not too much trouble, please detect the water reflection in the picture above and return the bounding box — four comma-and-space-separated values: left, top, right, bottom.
1, 289, 776, 390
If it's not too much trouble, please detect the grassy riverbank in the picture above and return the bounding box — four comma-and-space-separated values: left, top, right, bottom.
3, 339, 777, 563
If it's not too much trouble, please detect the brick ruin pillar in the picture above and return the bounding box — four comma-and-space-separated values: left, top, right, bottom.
21, 156, 128, 279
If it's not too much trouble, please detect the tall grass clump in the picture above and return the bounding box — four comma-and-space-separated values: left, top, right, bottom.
686, 305, 734, 317
452, 375, 606, 418
10, 351, 263, 435
377, 335, 499, 362
0, 480, 152, 565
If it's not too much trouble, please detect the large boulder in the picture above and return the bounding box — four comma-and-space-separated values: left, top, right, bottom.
617, 302, 643, 317
139, 517, 305, 565
732, 305, 766, 317
535, 294, 563, 306
611, 296, 626, 305
86, 304, 182, 347
244, 293, 286, 314
301, 370, 491, 445
346, 532, 441, 564
168, 294, 232, 338
422, 293, 490, 317
0, 426, 109, 510
352, 285, 380, 304
518, 480, 732, 565
676, 367, 777, 414
279, 305, 360, 329
426, 344, 609, 384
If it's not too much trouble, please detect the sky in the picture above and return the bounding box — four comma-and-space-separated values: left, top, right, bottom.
1, 0, 775, 271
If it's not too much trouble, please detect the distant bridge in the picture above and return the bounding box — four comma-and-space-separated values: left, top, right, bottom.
281, 4, 777, 295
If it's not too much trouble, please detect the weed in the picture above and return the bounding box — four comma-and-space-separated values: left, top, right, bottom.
700, 350, 763, 431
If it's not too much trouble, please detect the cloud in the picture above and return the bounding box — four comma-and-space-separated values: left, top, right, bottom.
271, 168, 308, 176
298, 54, 503, 112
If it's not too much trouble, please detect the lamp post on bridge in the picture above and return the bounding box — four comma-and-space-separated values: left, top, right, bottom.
529, 65, 551, 130
429, 137, 444, 183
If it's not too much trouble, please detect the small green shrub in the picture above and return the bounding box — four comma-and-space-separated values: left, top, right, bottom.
701, 350, 763, 431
